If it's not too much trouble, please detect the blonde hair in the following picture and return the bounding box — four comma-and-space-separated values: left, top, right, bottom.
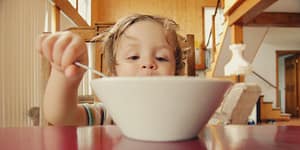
93, 14, 183, 75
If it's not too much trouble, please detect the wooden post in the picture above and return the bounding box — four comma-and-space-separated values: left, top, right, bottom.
187, 34, 196, 76
196, 6, 206, 70
211, 14, 216, 63
231, 24, 243, 43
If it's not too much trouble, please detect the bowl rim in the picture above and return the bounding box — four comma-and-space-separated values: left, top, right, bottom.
91, 76, 233, 83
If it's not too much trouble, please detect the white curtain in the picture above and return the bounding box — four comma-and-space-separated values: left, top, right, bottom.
0, 0, 48, 127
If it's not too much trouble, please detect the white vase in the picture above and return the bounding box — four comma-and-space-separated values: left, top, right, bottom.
224, 44, 252, 76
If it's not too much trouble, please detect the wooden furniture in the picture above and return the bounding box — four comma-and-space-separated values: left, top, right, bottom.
1, 125, 300, 149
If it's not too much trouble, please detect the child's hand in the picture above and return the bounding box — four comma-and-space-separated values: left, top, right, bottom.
37, 31, 88, 80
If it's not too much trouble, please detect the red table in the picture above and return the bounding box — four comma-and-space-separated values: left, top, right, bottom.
0, 125, 300, 150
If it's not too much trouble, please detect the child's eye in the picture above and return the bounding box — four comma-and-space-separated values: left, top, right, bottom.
156, 57, 168, 62
127, 56, 140, 60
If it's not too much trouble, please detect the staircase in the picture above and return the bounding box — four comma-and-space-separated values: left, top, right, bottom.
204, 1, 271, 77
204, 6, 230, 78
203, 1, 291, 122
259, 96, 291, 122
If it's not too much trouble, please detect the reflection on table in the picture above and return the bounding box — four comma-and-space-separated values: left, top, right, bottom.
1, 125, 300, 150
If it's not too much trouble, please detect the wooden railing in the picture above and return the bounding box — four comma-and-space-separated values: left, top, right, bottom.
52, 0, 89, 26
204, 0, 222, 69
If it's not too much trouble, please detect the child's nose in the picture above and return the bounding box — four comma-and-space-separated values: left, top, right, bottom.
142, 64, 156, 69
141, 60, 157, 70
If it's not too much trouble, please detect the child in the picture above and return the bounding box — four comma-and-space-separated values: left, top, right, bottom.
37, 14, 183, 126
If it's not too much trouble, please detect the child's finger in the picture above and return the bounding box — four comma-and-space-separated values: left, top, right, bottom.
36, 33, 49, 56
52, 32, 73, 66
61, 36, 87, 68
41, 33, 59, 62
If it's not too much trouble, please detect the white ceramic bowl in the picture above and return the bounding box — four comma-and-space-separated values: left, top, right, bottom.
91, 77, 232, 141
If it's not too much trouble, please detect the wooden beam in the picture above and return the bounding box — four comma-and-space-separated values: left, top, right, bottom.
66, 27, 96, 42
246, 12, 300, 27
231, 24, 243, 43
224, 0, 245, 16
228, 0, 277, 25
52, 0, 89, 26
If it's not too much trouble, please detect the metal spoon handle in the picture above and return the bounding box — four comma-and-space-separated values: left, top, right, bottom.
74, 62, 107, 77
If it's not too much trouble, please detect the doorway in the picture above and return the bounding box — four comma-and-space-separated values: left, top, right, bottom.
276, 51, 300, 118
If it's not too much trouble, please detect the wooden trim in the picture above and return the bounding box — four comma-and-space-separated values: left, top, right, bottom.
246, 12, 300, 27
224, 0, 245, 16
227, 0, 277, 25
276, 51, 300, 56
200, 0, 219, 7
212, 15, 216, 53
52, 0, 89, 26
276, 51, 279, 108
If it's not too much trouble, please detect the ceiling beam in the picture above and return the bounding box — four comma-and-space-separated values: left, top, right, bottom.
52, 0, 89, 26
246, 12, 300, 27
228, 0, 278, 25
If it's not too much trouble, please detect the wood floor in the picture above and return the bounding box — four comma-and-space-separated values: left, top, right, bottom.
258, 118, 300, 126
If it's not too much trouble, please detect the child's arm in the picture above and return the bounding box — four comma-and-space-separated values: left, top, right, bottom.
43, 68, 87, 125
37, 31, 92, 125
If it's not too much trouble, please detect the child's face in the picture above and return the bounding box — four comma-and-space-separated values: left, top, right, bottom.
114, 21, 176, 76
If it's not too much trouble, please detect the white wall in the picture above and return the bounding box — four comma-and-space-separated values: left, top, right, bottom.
246, 27, 300, 107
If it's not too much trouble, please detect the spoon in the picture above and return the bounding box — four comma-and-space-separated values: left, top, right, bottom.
74, 62, 107, 77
